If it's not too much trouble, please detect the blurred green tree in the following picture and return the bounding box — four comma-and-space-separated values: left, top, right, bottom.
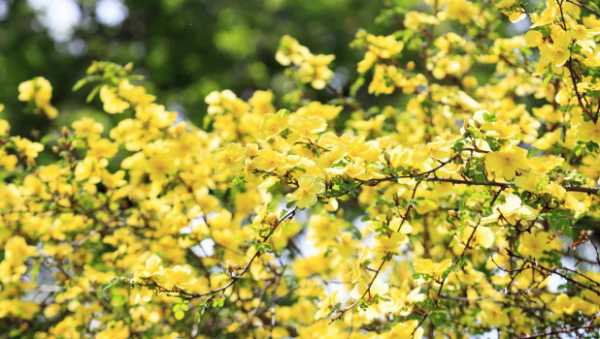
0, 0, 386, 137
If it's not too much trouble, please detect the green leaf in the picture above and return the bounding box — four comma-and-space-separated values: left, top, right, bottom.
483, 112, 496, 122
350, 77, 365, 97
543, 74, 553, 87
202, 115, 211, 130
111, 289, 126, 307
173, 304, 189, 312
175, 311, 185, 320
86, 85, 101, 103
474, 174, 486, 183
563, 227, 572, 237
431, 312, 445, 326
72, 78, 88, 92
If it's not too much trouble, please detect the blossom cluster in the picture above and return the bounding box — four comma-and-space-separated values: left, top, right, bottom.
1, 1, 600, 338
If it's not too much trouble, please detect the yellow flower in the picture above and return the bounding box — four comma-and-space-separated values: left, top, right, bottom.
135, 256, 164, 279
373, 232, 409, 255
4, 236, 38, 261
296, 102, 342, 121
205, 89, 250, 116
297, 53, 335, 90
74, 157, 107, 184
485, 144, 529, 180
481, 193, 535, 226
164, 266, 196, 291
365, 34, 405, 59
0, 236, 38, 283
146, 153, 177, 181
368, 64, 403, 95
413, 140, 452, 162
315, 290, 340, 319
549, 29, 571, 67
477, 300, 510, 327
96, 321, 129, 339
549, 293, 572, 315
11, 136, 44, 159
43, 304, 61, 318
518, 231, 552, 258
275, 35, 309, 66
404, 11, 438, 30
575, 120, 600, 143
258, 109, 289, 142
285, 174, 325, 209
390, 287, 426, 316
525, 30, 544, 47
530, 0, 558, 28
350, 280, 393, 320
118, 79, 156, 107
457, 225, 495, 249
413, 259, 452, 279
253, 149, 284, 172
357, 51, 377, 73
385, 320, 423, 339
249, 90, 275, 116
100, 85, 130, 114
87, 138, 119, 159
72, 117, 104, 139
0, 119, 9, 135
289, 115, 327, 140
18, 77, 53, 106
446, 0, 479, 24
0, 150, 18, 171
514, 171, 549, 193
532, 128, 562, 150
529, 156, 564, 174
496, 0, 516, 9
213, 143, 246, 173
276, 35, 334, 89
349, 246, 371, 283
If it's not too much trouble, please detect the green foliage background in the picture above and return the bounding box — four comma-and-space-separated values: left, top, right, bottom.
0, 0, 390, 136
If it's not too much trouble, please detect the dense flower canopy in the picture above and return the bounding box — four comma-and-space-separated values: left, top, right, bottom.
2, 0, 600, 338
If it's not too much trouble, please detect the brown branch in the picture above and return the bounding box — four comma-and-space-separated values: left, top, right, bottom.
566, 58, 595, 122
517, 324, 600, 338
505, 249, 600, 295
565, 0, 600, 17
334, 259, 387, 321
365, 153, 599, 195
435, 216, 486, 307
140, 208, 297, 300
398, 183, 419, 232
590, 239, 600, 266
191, 208, 296, 298
424, 177, 599, 194
557, 0, 569, 30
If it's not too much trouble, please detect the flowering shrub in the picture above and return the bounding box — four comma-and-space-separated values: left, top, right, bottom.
2, 0, 600, 338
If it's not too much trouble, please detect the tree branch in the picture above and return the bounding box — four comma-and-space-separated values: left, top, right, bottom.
517, 324, 600, 338
565, 0, 600, 18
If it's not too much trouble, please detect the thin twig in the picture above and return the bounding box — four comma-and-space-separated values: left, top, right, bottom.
565, 0, 600, 17
517, 324, 600, 338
